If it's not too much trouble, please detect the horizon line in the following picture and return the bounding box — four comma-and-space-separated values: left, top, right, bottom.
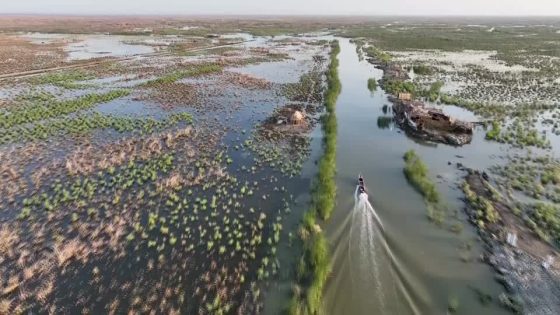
0, 13, 559, 18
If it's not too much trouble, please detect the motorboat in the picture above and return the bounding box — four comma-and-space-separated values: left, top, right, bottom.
358, 173, 367, 196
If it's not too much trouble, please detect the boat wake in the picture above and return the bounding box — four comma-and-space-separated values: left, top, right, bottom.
324, 183, 430, 314
347, 186, 421, 315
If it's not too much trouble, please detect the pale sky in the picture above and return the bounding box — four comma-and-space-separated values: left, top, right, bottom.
1, 0, 560, 16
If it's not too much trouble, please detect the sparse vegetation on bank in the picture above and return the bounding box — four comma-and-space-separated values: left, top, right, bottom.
462, 181, 500, 229
363, 46, 392, 64
383, 79, 416, 96
419, 81, 443, 102
529, 202, 560, 246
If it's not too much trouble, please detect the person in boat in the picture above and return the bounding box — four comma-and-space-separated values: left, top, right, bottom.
356, 174, 368, 203
358, 174, 366, 193
357, 185, 368, 205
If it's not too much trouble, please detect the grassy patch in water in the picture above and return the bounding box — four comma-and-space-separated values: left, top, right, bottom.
288, 40, 340, 315
144, 63, 223, 85
0, 90, 130, 129
0, 112, 192, 145
483, 119, 550, 149
403, 150, 440, 204
491, 155, 560, 202
32, 69, 94, 89
367, 78, 378, 92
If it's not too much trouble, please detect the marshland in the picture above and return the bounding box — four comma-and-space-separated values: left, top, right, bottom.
1, 15, 560, 315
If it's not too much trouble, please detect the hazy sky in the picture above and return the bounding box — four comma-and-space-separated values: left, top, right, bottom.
2, 0, 560, 16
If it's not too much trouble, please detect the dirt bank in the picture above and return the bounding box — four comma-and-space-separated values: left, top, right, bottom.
464, 170, 560, 315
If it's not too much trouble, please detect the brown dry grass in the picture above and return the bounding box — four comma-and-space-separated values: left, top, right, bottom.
0, 226, 18, 257
53, 239, 84, 267
0, 34, 67, 75
224, 72, 272, 90
64, 126, 193, 176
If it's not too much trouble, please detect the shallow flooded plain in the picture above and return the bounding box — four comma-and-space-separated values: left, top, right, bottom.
0, 31, 330, 314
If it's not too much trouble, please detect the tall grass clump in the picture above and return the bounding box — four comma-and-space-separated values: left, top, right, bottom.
403, 150, 439, 203
288, 40, 341, 315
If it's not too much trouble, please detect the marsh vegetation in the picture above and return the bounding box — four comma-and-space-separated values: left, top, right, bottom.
0, 24, 332, 314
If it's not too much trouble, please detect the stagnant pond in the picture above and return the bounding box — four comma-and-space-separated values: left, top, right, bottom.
322, 38, 511, 314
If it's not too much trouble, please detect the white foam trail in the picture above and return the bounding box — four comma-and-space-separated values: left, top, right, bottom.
350, 185, 424, 315
325, 185, 425, 315
351, 185, 387, 311
354, 186, 384, 229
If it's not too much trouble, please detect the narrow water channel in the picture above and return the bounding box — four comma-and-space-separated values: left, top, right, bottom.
323, 38, 510, 315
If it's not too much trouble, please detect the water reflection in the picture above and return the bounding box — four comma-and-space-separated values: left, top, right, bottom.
382, 104, 389, 114
377, 116, 394, 130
